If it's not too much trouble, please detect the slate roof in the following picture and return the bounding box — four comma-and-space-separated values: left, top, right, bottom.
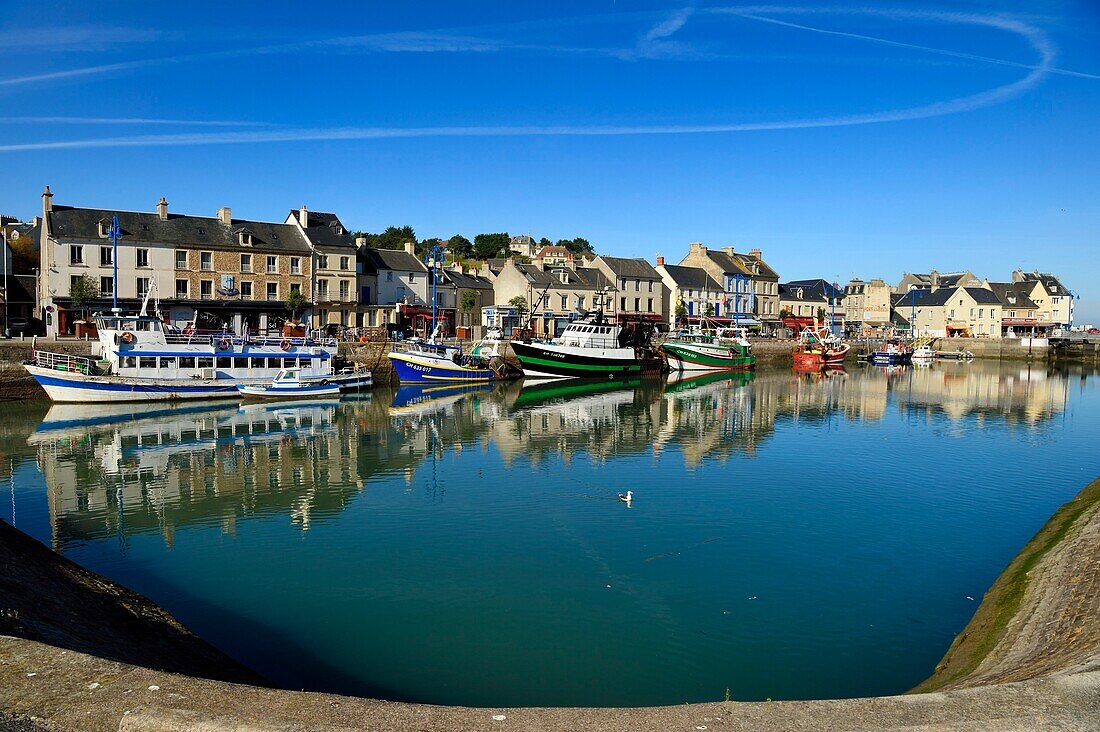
290, 210, 356, 250
1018, 271, 1068, 295
660, 264, 722, 291
439, 269, 493, 290
48, 206, 310, 253
732, 252, 779, 279
359, 247, 425, 274
784, 279, 843, 300
779, 283, 829, 304
508, 262, 601, 289
700, 249, 751, 276
936, 273, 971, 287
899, 287, 1002, 307
595, 255, 661, 280
534, 245, 572, 259
986, 282, 1039, 310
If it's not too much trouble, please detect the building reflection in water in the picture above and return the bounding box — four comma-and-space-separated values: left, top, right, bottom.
29, 361, 1080, 549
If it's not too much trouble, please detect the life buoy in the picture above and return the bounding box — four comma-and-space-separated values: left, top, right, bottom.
120, 331, 136, 345
216, 338, 231, 351
279, 339, 292, 352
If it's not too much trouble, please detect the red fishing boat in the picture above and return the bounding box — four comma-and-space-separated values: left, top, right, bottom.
791, 326, 850, 368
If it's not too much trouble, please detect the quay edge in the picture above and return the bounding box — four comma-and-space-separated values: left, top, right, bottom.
1, 475, 1099, 730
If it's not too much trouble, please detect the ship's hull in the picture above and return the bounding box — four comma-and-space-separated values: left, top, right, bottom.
25, 364, 371, 403
661, 341, 755, 371
869, 351, 913, 365
510, 340, 661, 380
238, 383, 342, 399
388, 351, 498, 383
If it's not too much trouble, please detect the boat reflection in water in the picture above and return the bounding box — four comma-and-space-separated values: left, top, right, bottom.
12, 360, 1093, 708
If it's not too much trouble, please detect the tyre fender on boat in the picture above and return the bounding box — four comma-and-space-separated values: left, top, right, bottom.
215, 337, 231, 351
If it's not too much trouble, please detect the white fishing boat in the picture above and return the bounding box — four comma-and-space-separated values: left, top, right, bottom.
912, 345, 935, 361
238, 368, 342, 399
25, 305, 371, 403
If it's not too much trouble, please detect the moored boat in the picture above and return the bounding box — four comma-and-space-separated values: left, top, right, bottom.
387, 330, 513, 383
661, 325, 755, 371
25, 311, 371, 403
238, 368, 342, 399
510, 311, 664, 380
869, 338, 914, 365
792, 326, 850, 368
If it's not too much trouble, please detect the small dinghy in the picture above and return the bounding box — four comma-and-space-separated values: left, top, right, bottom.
237, 368, 341, 399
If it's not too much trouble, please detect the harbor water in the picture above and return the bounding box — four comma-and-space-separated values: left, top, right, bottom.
2, 361, 1098, 707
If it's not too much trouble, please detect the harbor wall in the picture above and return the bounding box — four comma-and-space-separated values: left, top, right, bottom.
1, 476, 1098, 730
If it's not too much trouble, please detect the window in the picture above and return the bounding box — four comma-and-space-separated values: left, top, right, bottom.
122, 356, 137, 369
200, 280, 213, 299
648, 280, 654, 293
69, 245, 84, 265
161, 357, 178, 370
317, 280, 329, 299
175, 279, 188, 299
176, 250, 187, 269
387, 271, 393, 282
266, 256, 278, 274
200, 251, 212, 271
978, 308, 984, 318
216, 357, 232, 369
136, 248, 149, 268
340, 256, 349, 270
179, 357, 196, 369
560, 294, 568, 310
100, 276, 114, 295
100, 247, 113, 266
647, 298, 654, 312
290, 257, 301, 275
290, 283, 301, 295
240, 281, 252, 300
620, 297, 627, 311
241, 253, 252, 272
267, 282, 278, 300
339, 281, 349, 300
317, 254, 328, 269
634, 298, 641, 312
197, 357, 213, 369
137, 278, 150, 298
408, 272, 415, 283
139, 357, 156, 369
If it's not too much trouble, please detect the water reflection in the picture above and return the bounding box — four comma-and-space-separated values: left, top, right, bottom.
26, 361, 1080, 552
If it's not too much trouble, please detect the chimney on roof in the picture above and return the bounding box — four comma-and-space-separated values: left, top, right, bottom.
217, 207, 232, 225
156, 197, 168, 221
355, 235, 367, 248
748, 248, 762, 259
41, 185, 53, 214
689, 241, 706, 255
403, 240, 416, 256
721, 246, 735, 256
298, 205, 308, 227
656, 255, 665, 267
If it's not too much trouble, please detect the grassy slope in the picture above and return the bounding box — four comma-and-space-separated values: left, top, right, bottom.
912, 476, 1100, 693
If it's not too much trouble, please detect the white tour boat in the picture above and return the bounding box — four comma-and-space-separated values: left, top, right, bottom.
238, 368, 342, 399
25, 311, 371, 403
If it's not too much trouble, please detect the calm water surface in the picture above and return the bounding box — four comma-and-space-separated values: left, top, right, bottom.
2, 361, 1099, 707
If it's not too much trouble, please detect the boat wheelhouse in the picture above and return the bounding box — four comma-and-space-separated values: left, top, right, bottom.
25, 313, 371, 402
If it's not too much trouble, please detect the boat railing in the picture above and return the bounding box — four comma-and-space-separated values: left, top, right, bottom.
31, 350, 99, 375
162, 331, 338, 349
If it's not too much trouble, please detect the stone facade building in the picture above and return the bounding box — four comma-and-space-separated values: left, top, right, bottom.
591, 255, 664, 323
285, 207, 360, 330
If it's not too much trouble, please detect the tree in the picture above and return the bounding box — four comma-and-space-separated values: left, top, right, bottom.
703, 302, 715, 318
779, 306, 793, 319
474, 232, 510, 259
558, 237, 594, 256
6, 230, 38, 273
508, 295, 528, 318
816, 306, 826, 324
537, 237, 553, 249
69, 274, 99, 321
355, 226, 417, 251
461, 289, 478, 313
448, 234, 473, 259
285, 289, 308, 323
674, 300, 687, 323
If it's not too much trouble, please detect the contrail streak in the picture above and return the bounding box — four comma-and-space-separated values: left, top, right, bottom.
0, 116, 271, 126
0, 7, 1083, 152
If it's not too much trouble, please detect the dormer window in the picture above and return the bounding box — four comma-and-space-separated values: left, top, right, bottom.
197, 227, 206, 235
238, 231, 253, 247
97, 219, 109, 237
335, 225, 344, 235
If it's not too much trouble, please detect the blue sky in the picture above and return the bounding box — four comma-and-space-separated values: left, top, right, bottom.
1, 1, 1098, 320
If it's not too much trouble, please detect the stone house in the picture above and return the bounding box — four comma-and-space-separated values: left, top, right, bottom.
843, 278, 893, 331
900, 286, 1003, 338
676, 243, 780, 331
591, 255, 664, 323
1010, 270, 1075, 329
654, 259, 723, 327
490, 259, 608, 337
38, 188, 312, 335
357, 243, 429, 331
284, 207, 360, 330
984, 281, 1043, 336
896, 270, 982, 293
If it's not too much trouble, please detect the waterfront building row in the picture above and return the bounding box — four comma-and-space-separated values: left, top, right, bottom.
6, 187, 1078, 339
